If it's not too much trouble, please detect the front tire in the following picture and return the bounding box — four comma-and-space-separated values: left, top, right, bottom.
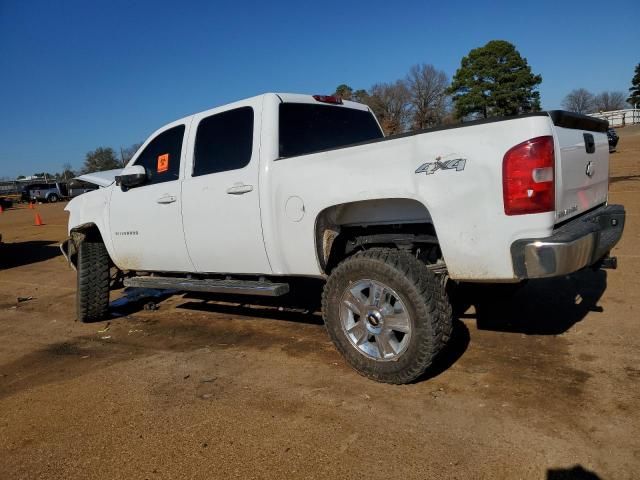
48, 194, 59, 203
77, 240, 110, 322
322, 248, 452, 384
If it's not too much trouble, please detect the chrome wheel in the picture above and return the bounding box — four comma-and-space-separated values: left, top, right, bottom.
340, 279, 412, 361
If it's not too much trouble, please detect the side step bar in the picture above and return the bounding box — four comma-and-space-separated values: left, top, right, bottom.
123, 276, 290, 297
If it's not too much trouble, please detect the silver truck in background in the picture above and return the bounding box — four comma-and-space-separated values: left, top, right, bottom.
28, 181, 97, 203
29, 182, 67, 203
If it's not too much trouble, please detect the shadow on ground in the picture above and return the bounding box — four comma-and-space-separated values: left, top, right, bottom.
0, 240, 61, 269
458, 268, 607, 335
176, 277, 325, 325
418, 318, 470, 382
98, 268, 607, 383
110, 269, 608, 337
109, 287, 179, 318
547, 464, 602, 479
610, 173, 640, 184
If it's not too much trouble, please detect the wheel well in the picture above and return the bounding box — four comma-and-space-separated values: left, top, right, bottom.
315, 199, 442, 274
71, 223, 104, 243
67, 223, 105, 266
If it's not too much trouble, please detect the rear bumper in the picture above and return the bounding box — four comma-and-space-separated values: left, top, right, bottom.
511, 204, 625, 279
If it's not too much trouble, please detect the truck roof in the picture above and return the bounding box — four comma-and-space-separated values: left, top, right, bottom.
169, 92, 371, 127
272, 93, 371, 111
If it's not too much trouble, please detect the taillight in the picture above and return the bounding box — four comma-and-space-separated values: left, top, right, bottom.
313, 95, 343, 105
502, 135, 555, 215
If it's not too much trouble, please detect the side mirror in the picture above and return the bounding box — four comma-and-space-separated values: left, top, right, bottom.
116, 165, 147, 189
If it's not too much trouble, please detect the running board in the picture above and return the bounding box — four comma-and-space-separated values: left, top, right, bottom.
123, 276, 290, 296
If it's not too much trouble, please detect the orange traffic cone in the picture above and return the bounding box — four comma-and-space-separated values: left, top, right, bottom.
28, 202, 34, 210
0, 204, 3, 213
34, 213, 44, 226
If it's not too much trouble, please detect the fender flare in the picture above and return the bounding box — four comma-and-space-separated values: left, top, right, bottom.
62, 223, 107, 268
314, 198, 436, 273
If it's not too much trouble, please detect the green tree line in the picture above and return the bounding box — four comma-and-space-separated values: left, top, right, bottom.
70, 49, 640, 174
335, 40, 543, 135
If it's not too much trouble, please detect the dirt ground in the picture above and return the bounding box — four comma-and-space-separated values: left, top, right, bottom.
1, 128, 639, 480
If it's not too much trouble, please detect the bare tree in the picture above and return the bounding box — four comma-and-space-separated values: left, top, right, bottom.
594, 91, 628, 112
61, 163, 75, 182
561, 88, 595, 114
365, 81, 411, 135
406, 64, 449, 129
120, 142, 143, 167
353, 89, 369, 104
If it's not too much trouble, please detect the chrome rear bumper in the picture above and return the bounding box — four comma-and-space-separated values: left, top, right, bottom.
511, 205, 625, 279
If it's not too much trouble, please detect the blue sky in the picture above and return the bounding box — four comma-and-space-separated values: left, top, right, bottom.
1, 0, 637, 178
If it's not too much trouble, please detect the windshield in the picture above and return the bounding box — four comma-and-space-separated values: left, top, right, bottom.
279, 103, 383, 158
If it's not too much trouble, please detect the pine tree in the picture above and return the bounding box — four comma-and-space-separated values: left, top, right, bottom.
334, 84, 354, 101
448, 40, 542, 119
628, 63, 640, 107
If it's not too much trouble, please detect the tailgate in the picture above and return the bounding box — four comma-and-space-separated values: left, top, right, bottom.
550, 111, 609, 224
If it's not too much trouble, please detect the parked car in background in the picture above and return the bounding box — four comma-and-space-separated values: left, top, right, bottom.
0, 197, 13, 208
607, 128, 619, 153
0, 197, 13, 209
20, 183, 53, 202
19, 186, 30, 203
29, 182, 69, 203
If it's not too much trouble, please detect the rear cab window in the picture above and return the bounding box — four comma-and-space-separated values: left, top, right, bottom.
279, 103, 383, 158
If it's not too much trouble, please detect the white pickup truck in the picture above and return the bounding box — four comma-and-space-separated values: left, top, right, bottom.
63, 93, 625, 384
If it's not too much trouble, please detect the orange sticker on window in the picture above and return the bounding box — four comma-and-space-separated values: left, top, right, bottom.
157, 153, 169, 173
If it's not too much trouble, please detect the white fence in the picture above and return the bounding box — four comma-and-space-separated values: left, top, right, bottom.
590, 109, 640, 128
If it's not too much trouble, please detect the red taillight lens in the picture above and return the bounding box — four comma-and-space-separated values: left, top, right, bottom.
502, 135, 555, 215
313, 95, 343, 104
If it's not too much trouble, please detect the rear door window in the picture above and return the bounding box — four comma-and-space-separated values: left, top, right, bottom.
193, 107, 254, 176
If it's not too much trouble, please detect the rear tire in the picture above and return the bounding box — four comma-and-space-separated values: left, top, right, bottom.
322, 248, 453, 384
77, 240, 110, 322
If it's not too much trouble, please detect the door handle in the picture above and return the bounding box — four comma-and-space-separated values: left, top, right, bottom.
226, 184, 253, 195
156, 194, 177, 204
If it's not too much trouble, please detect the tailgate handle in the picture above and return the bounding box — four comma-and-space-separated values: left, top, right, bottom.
583, 133, 595, 154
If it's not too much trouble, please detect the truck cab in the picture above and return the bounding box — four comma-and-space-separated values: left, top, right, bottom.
68, 93, 384, 275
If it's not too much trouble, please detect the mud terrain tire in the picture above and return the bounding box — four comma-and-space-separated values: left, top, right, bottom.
322, 248, 453, 384
77, 240, 110, 322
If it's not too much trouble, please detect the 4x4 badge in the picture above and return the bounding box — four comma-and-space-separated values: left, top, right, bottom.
415, 157, 466, 175
585, 161, 595, 178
